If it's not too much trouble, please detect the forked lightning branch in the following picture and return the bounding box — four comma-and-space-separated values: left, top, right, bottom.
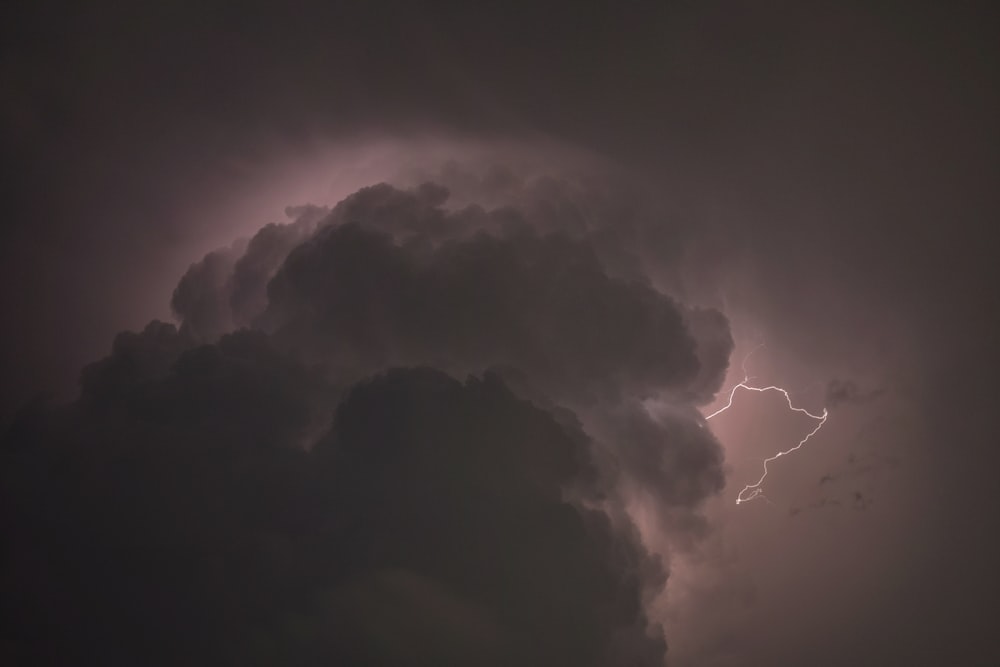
705, 346, 829, 505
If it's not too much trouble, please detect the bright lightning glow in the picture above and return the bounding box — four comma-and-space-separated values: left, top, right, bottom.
705, 345, 829, 505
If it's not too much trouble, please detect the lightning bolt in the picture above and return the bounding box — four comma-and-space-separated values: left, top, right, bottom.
704, 345, 829, 505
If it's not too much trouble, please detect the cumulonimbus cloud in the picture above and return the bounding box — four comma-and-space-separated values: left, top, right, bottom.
2, 173, 733, 665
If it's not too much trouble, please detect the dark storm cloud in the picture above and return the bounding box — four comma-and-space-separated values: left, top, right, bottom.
264, 220, 700, 403
1, 179, 734, 664
166, 179, 735, 553
586, 401, 726, 543
171, 244, 244, 341
2, 333, 666, 665
172, 205, 324, 341
228, 209, 325, 328
174, 181, 731, 406
5, 1, 996, 665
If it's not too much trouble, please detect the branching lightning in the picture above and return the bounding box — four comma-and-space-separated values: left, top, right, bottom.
705, 345, 829, 505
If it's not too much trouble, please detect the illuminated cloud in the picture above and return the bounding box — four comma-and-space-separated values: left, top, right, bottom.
2, 178, 732, 665
5, 3, 994, 664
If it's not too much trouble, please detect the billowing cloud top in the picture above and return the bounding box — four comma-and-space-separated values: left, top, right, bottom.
2, 178, 733, 665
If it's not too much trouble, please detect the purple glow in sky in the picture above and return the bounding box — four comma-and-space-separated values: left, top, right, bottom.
704, 345, 829, 505
2, 2, 998, 666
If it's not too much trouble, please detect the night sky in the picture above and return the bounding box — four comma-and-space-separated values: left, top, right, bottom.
2, 2, 998, 665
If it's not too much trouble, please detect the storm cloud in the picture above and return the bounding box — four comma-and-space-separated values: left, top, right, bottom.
5, 2, 995, 665
3, 346, 664, 664
2, 180, 731, 665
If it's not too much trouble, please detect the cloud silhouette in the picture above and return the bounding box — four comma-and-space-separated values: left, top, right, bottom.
2, 180, 733, 665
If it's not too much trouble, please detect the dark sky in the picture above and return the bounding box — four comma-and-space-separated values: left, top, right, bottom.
2, 2, 998, 665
